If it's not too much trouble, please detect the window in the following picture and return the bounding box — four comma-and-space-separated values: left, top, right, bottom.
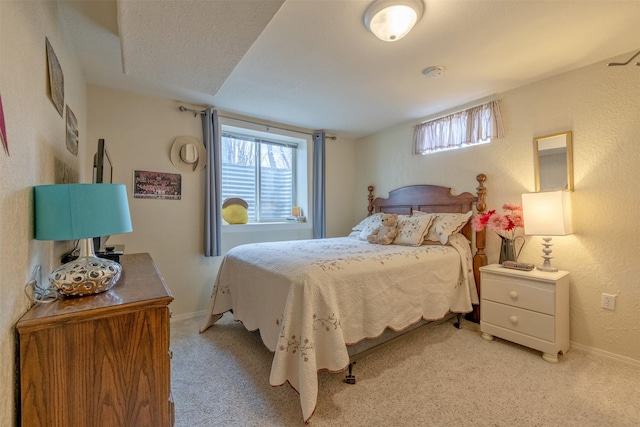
221, 129, 302, 223
413, 100, 504, 154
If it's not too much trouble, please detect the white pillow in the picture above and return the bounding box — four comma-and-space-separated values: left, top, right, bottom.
393, 213, 435, 246
352, 212, 383, 232
420, 211, 473, 245
357, 214, 384, 240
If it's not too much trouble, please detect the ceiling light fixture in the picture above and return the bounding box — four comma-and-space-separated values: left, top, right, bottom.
364, 0, 424, 42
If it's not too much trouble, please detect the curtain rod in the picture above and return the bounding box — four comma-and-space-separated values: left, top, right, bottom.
178, 106, 205, 116
178, 105, 336, 140
607, 50, 640, 66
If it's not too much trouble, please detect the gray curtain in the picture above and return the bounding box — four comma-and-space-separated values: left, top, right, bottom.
203, 108, 222, 256
312, 131, 326, 239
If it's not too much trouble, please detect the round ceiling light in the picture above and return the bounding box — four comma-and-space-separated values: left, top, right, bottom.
422, 65, 445, 79
364, 0, 425, 42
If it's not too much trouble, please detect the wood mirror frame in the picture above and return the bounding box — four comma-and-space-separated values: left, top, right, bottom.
534, 131, 573, 192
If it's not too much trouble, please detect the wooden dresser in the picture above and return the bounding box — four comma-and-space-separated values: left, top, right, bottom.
17, 253, 174, 426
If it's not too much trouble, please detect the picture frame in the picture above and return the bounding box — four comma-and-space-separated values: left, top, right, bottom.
0, 94, 8, 155
133, 170, 182, 200
65, 105, 78, 156
46, 37, 64, 117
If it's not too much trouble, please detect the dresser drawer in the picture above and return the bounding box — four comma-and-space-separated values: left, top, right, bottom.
482, 275, 555, 314
481, 300, 554, 341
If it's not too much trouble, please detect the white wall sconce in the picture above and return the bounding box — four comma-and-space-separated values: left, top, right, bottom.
364, 0, 424, 42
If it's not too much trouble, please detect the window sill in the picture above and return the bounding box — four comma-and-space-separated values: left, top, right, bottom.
222, 222, 312, 233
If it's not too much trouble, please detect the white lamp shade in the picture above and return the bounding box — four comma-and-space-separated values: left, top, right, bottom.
364, 0, 424, 42
522, 191, 573, 236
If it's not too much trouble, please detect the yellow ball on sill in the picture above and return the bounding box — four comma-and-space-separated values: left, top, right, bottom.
222, 198, 249, 224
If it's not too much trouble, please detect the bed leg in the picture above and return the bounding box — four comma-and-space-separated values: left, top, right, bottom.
453, 313, 462, 329
345, 363, 356, 385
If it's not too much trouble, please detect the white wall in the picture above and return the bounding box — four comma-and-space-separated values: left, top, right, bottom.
85, 85, 357, 319
0, 1, 87, 423
355, 55, 640, 363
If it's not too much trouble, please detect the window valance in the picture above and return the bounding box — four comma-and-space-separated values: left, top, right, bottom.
413, 100, 504, 155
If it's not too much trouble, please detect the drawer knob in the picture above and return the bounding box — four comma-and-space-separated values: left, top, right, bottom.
509, 291, 518, 300
509, 315, 518, 325
168, 349, 173, 359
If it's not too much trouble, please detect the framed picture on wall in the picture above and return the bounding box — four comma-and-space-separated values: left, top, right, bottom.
65, 105, 78, 156
0, 94, 8, 155
133, 170, 182, 200
45, 37, 64, 117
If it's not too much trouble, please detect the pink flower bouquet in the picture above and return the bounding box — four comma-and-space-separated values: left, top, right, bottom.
472, 204, 524, 240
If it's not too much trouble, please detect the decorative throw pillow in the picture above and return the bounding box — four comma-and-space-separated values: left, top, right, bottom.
352, 212, 383, 232
357, 214, 384, 240
420, 211, 473, 245
393, 213, 436, 246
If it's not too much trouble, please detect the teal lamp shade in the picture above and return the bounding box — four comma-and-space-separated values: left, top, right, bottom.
35, 184, 132, 241
34, 184, 132, 297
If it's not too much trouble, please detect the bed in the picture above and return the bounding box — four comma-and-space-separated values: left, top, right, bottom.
200, 174, 487, 422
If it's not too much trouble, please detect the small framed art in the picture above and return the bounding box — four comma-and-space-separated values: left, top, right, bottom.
133, 170, 181, 200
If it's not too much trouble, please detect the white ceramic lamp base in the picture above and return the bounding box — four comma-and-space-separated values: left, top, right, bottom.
537, 237, 558, 272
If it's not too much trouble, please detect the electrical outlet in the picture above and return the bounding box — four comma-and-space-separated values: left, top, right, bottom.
601, 293, 616, 310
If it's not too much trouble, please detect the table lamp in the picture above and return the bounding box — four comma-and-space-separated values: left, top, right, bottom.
521, 190, 573, 272
34, 184, 132, 296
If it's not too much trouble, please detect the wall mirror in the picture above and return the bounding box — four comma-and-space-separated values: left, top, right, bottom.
534, 131, 573, 191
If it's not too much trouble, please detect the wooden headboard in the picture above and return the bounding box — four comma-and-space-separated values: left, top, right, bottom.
366, 174, 487, 322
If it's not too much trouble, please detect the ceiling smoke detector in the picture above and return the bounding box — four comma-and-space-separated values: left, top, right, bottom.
421, 66, 445, 79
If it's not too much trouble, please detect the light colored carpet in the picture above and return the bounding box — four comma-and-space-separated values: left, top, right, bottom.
171, 313, 639, 426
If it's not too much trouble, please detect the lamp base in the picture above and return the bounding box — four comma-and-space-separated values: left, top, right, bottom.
536, 264, 558, 273
49, 255, 122, 297
536, 237, 558, 273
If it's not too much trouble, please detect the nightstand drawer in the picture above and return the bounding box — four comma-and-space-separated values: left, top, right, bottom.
482, 276, 555, 314
481, 300, 554, 341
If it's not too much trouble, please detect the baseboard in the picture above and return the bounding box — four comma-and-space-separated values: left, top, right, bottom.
170, 310, 207, 323
570, 341, 640, 368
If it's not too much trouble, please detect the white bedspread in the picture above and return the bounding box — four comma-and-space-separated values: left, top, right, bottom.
201, 234, 478, 421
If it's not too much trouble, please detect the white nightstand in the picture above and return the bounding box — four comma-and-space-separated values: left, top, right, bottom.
480, 264, 570, 362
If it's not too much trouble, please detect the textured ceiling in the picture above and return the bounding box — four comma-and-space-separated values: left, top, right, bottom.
117, 0, 285, 95
60, 0, 640, 139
